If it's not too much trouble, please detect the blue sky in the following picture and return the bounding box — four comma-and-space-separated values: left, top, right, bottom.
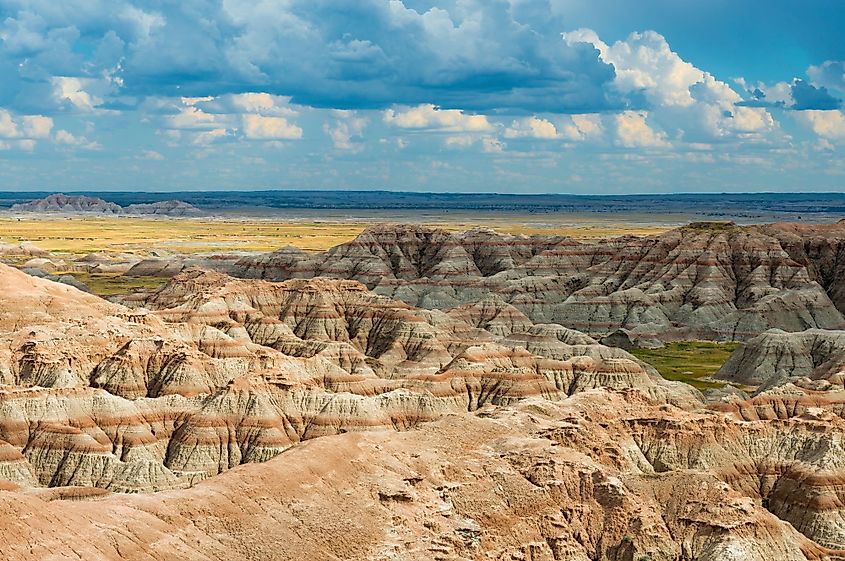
0, 0, 843, 193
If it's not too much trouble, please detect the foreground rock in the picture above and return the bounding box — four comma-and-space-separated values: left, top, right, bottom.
0, 256, 844, 557
0, 391, 843, 560
0, 264, 698, 492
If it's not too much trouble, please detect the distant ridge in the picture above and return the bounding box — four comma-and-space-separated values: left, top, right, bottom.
10, 193, 202, 216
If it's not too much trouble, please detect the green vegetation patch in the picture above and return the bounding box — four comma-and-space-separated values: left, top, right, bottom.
681, 221, 743, 233
629, 341, 739, 391
65, 272, 168, 297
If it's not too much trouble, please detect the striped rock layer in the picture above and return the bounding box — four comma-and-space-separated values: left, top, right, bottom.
229, 222, 845, 342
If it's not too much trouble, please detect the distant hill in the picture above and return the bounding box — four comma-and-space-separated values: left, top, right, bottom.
10, 193, 202, 216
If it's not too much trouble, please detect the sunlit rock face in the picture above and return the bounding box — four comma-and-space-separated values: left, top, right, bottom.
231, 223, 845, 342
2, 220, 845, 559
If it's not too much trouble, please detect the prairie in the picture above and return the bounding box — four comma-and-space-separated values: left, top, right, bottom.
0, 215, 670, 255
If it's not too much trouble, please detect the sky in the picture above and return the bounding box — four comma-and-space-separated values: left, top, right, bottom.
0, 0, 844, 194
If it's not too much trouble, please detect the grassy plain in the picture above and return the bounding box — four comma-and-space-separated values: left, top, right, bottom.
630, 341, 740, 390
63, 272, 169, 297
0, 216, 671, 256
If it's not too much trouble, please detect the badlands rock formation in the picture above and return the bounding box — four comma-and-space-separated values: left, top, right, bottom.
2, 392, 845, 560
11, 193, 123, 214
10, 193, 202, 216
230, 222, 845, 342
1, 223, 845, 559
124, 200, 203, 216
716, 328, 845, 390
0, 263, 699, 494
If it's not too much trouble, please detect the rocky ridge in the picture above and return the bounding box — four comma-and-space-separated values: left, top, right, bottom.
228, 222, 845, 343
10, 194, 202, 216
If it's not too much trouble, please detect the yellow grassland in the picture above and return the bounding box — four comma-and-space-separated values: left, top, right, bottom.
0, 216, 670, 255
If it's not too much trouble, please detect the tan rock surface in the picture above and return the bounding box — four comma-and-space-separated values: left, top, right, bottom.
0, 391, 841, 560
232, 223, 845, 341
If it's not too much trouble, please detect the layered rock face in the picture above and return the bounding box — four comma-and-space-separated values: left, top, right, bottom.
0, 263, 698, 494
715, 328, 845, 390
231, 223, 845, 342
11, 194, 123, 214
760, 220, 845, 316
1, 392, 843, 560
2, 234, 845, 559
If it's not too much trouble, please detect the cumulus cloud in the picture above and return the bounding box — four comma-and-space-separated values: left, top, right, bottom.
242, 114, 303, 140
55, 129, 101, 149
736, 78, 841, 110
384, 104, 493, 132
808, 61, 845, 94
324, 110, 367, 151
565, 29, 779, 144
51, 77, 104, 112
795, 110, 845, 139
504, 117, 559, 139
140, 149, 164, 160
162, 93, 303, 142
504, 114, 605, 143
481, 136, 505, 153
0, 109, 54, 140
566, 114, 604, 140
0, 0, 619, 114
444, 134, 504, 152
614, 111, 668, 148
192, 128, 230, 145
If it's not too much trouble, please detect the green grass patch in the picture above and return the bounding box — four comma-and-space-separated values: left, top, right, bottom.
63, 272, 168, 297
629, 341, 739, 391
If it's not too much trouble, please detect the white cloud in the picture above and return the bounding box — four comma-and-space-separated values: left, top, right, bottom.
562, 114, 604, 141
504, 117, 558, 139
384, 104, 493, 132
231, 92, 275, 113
192, 128, 230, 145
444, 135, 475, 148
0, 110, 53, 145
242, 114, 303, 140
168, 105, 221, 130
444, 134, 505, 152
481, 136, 505, 153
0, 139, 36, 151
55, 129, 101, 149
565, 29, 703, 108
614, 111, 669, 148
140, 149, 165, 160
0, 111, 18, 138
564, 29, 779, 144
808, 60, 845, 94
164, 94, 303, 142
51, 77, 104, 112
324, 110, 367, 151
795, 110, 845, 139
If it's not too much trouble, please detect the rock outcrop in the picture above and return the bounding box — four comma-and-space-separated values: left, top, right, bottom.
0, 391, 842, 560
231, 223, 845, 342
11, 194, 122, 214
1, 226, 845, 559
716, 328, 845, 390
10, 194, 201, 216
124, 200, 203, 216
0, 263, 700, 493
